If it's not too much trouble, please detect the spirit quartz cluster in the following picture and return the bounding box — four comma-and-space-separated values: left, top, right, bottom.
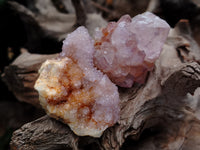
94, 12, 170, 87
34, 12, 170, 137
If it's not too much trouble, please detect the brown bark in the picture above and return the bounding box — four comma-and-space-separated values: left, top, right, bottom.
3, 20, 200, 150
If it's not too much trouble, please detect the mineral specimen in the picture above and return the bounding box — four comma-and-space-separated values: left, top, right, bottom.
34, 12, 170, 138
34, 27, 120, 137
94, 12, 170, 87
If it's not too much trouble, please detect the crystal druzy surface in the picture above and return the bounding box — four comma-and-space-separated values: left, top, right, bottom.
94, 12, 170, 87
34, 27, 120, 137
34, 12, 170, 137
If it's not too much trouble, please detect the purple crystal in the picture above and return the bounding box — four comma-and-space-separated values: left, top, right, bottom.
35, 27, 120, 137
34, 12, 170, 138
94, 12, 170, 87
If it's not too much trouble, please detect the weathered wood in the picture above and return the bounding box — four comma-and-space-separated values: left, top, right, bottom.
2, 50, 58, 107
10, 115, 79, 150
7, 0, 107, 53
6, 20, 200, 150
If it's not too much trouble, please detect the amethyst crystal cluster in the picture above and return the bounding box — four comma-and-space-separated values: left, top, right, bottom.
34, 12, 170, 137
94, 12, 170, 87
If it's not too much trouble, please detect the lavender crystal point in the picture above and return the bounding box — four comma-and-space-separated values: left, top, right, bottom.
35, 26, 120, 137
130, 12, 170, 62
94, 12, 170, 88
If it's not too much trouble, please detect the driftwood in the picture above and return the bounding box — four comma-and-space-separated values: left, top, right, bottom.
2, 51, 58, 107
2, 20, 200, 150
6, 0, 107, 54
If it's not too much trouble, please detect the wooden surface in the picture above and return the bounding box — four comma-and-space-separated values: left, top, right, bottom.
2, 20, 200, 150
